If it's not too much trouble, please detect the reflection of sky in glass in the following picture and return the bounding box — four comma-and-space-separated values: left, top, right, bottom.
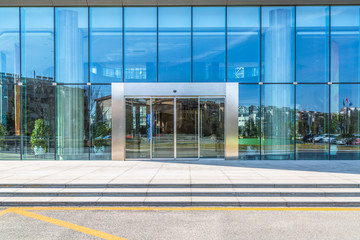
193, 7, 225, 82
21, 7, 54, 79
0, 7, 19, 75
297, 84, 328, 113
238, 85, 259, 106
296, 6, 329, 83
90, 7, 122, 83
331, 6, 360, 83
227, 7, 260, 83
158, 7, 191, 82
124, 7, 157, 82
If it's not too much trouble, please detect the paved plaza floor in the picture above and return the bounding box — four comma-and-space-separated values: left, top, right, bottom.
0, 160, 359, 185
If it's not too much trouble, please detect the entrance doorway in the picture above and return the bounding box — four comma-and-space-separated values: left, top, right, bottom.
125, 97, 224, 160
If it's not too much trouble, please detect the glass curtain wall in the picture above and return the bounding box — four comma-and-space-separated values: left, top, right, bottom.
296, 85, 329, 160
227, 7, 260, 83
296, 6, 329, 83
0, 8, 20, 159
262, 7, 295, 83
21, 8, 55, 160
158, 7, 191, 82
90, 7, 122, 83
124, 7, 157, 82
193, 7, 226, 82
238, 85, 260, 159
1, 6, 360, 160
90, 85, 112, 160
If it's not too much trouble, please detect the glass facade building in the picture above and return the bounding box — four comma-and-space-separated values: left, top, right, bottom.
0, 6, 359, 160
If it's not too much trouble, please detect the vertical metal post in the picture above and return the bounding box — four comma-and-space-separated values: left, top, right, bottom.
150, 97, 153, 160
174, 97, 177, 159
294, 6, 297, 160
198, 97, 200, 159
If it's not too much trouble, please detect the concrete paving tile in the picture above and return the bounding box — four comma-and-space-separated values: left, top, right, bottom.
191, 197, 239, 202
50, 197, 101, 202
281, 197, 333, 202
2, 197, 55, 202
237, 197, 285, 202
97, 196, 146, 202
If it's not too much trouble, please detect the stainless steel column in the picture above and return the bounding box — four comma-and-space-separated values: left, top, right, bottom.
225, 83, 239, 160
111, 83, 125, 160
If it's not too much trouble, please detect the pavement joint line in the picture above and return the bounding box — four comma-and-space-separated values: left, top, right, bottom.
8, 207, 360, 211
9, 208, 127, 240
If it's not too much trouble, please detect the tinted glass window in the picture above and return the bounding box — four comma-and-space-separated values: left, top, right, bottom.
57, 85, 89, 160
330, 84, 360, 159
158, 7, 191, 82
296, 7, 329, 83
238, 85, 260, 159
124, 7, 157, 82
227, 7, 260, 83
331, 6, 360, 83
21, 7, 54, 83
55, 8, 88, 83
262, 7, 295, 83
296, 84, 329, 160
0, 7, 20, 84
193, 7, 225, 82
90, 7, 122, 83
262, 84, 295, 159
90, 85, 112, 160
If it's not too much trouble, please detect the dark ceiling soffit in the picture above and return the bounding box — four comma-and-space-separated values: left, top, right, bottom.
2, 0, 359, 7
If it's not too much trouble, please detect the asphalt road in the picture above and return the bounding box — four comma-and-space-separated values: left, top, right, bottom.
1, 207, 360, 240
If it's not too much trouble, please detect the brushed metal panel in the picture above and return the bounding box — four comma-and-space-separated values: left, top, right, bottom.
225, 83, 238, 160
112, 83, 125, 160
124, 83, 226, 97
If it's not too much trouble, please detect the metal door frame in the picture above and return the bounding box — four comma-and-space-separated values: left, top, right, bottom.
112, 83, 238, 160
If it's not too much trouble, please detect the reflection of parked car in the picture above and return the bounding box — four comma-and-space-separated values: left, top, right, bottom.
302, 134, 317, 143
336, 137, 355, 145
323, 134, 339, 143
353, 138, 360, 145
314, 134, 329, 143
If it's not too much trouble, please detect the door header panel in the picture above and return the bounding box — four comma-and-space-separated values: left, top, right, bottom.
120, 83, 226, 97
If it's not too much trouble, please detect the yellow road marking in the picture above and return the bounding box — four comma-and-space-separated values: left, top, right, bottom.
10, 209, 127, 240
0, 208, 11, 216
12, 207, 360, 212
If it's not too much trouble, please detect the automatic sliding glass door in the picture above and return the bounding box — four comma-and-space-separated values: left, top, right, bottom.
125, 98, 151, 158
152, 98, 174, 158
176, 98, 198, 158
125, 97, 224, 160
200, 98, 225, 158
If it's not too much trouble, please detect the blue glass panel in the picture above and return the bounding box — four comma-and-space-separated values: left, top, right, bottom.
238, 85, 260, 159
55, 8, 88, 83
0, 7, 20, 84
158, 7, 191, 82
296, 84, 329, 160
90, 85, 112, 160
227, 7, 260, 83
57, 85, 89, 160
90, 7, 122, 83
261, 84, 295, 160
193, 7, 225, 82
331, 6, 360, 83
0, 8, 20, 160
262, 7, 295, 83
330, 84, 360, 160
21, 7, 54, 82
124, 7, 157, 82
296, 7, 329, 83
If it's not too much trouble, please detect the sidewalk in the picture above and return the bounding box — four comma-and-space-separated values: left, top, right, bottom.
1, 160, 360, 206
1, 160, 360, 185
